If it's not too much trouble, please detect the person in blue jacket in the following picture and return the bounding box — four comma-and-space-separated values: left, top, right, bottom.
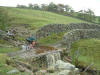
26, 35, 36, 49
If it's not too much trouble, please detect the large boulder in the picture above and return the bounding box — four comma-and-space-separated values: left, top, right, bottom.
58, 70, 73, 75
55, 60, 80, 75
58, 70, 80, 75
46, 60, 80, 75
55, 60, 75, 71
7, 68, 19, 74
47, 66, 55, 73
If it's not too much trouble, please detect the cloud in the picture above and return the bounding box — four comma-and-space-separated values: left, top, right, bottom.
0, 0, 100, 16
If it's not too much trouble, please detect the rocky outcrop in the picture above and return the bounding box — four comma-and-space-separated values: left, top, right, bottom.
6, 58, 32, 73
47, 60, 80, 75
56, 60, 75, 71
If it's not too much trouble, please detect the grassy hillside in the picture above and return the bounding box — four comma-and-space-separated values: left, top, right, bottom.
5, 7, 86, 29
0, 7, 87, 50
0, 7, 97, 75
70, 39, 100, 70
0, 7, 87, 45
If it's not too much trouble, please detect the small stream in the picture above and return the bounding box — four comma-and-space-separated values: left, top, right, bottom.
46, 52, 61, 67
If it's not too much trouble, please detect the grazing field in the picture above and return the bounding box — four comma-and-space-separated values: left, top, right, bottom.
5, 7, 85, 29
70, 38, 100, 70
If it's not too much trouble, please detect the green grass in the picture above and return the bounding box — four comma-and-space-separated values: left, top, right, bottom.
0, 47, 19, 53
4, 7, 86, 29
38, 32, 65, 45
70, 38, 100, 70
0, 54, 13, 75
0, 54, 31, 75
0, 48, 20, 75
0, 39, 20, 53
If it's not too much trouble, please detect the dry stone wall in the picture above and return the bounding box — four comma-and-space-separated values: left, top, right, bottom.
36, 23, 100, 39
61, 29, 100, 50
36, 23, 100, 51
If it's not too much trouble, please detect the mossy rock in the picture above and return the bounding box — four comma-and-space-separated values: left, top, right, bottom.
47, 66, 55, 73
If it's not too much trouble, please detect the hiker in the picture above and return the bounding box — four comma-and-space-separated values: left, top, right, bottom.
6, 30, 15, 39
26, 35, 36, 49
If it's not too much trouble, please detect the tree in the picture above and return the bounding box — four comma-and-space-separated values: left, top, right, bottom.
77, 10, 84, 19
86, 9, 95, 22
28, 3, 33, 9
98, 17, 100, 24
48, 2, 57, 12
77, 9, 95, 22
0, 8, 10, 30
64, 5, 71, 12
16, 4, 27, 8
33, 4, 40, 10
41, 4, 48, 11
70, 9, 75, 16
57, 4, 64, 13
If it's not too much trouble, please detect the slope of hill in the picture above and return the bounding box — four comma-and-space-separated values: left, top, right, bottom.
0, 7, 96, 75
0, 7, 87, 49
0, 7, 87, 45
5, 7, 86, 29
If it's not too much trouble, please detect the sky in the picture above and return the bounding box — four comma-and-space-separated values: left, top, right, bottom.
0, 0, 100, 16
